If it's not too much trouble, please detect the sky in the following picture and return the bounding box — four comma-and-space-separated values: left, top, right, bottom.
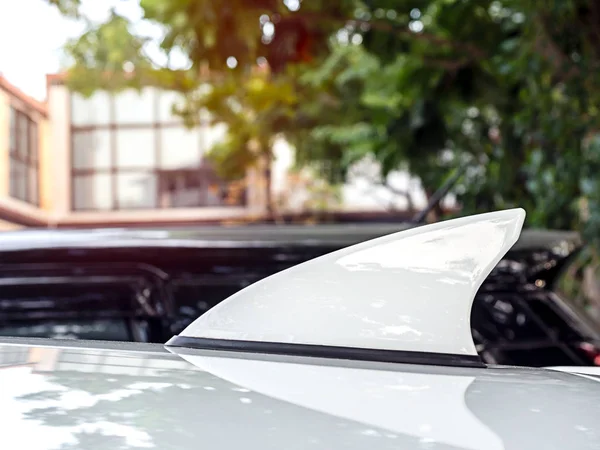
1, 0, 71, 100
0, 0, 147, 100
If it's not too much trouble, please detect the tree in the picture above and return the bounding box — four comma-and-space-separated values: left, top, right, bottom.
49, 0, 355, 215
48, 0, 600, 235
286, 0, 600, 234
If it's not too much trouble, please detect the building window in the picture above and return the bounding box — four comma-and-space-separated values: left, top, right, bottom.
70, 89, 246, 211
9, 107, 39, 205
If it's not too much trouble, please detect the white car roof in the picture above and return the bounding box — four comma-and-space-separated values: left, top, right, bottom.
0, 338, 599, 450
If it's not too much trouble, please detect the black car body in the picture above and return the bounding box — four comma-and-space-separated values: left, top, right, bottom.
0, 225, 598, 367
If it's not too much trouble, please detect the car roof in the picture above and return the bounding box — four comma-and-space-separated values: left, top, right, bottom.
0, 224, 581, 252
1, 338, 599, 450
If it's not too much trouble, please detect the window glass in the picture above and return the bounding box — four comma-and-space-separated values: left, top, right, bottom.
68, 88, 240, 211
8, 110, 38, 205
115, 129, 156, 168
71, 91, 112, 126
9, 160, 26, 201
116, 172, 157, 209
114, 88, 156, 124
29, 121, 38, 162
72, 129, 112, 170
28, 166, 38, 206
73, 174, 113, 210
160, 127, 200, 169
157, 170, 200, 207
17, 114, 28, 158
8, 107, 16, 151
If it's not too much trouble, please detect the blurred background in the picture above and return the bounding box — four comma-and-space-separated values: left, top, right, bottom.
1, 0, 600, 366
2, 0, 597, 229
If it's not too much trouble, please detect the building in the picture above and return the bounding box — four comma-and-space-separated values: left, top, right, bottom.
0, 73, 270, 228
0, 73, 436, 229
0, 75, 49, 229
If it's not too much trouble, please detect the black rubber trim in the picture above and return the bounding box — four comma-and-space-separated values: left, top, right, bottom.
165, 335, 486, 368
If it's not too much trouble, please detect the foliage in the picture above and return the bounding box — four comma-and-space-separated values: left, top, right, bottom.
48, 0, 600, 239
292, 0, 600, 239
273, 169, 343, 219
46, 0, 82, 17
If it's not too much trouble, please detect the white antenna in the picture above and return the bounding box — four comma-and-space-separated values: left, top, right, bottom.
168, 208, 526, 364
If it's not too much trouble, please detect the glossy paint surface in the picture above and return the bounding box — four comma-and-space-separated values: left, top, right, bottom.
180, 209, 526, 356
549, 366, 600, 376
2, 340, 600, 450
